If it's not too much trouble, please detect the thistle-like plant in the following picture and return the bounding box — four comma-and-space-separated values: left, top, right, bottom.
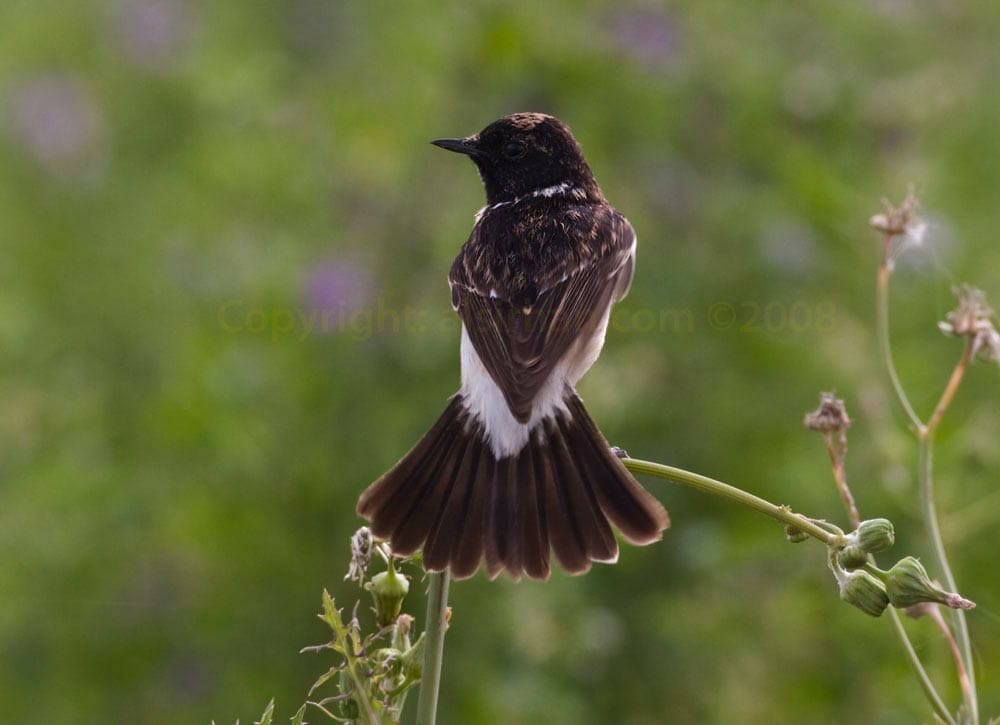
298, 534, 432, 724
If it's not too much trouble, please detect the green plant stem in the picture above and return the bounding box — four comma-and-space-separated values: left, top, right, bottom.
928, 604, 974, 715
622, 458, 845, 546
344, 664, 379, 725
824, 429, 955, 725
876, 261, 923, 433
627, 457, 960, 722
339, 641, 379, 724
888, 607, 957, 725
316, 591, 379, 725
822, 431, 859, 529
919, 435, 977, 724
415, 571, 450, 725
877, 252, 978, 723
926, 339, 972, 437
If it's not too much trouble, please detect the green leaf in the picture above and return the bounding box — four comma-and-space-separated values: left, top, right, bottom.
254, 698, 275, 725
309, 665, 345, 697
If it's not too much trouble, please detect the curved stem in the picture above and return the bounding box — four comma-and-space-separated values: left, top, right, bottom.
823, 432, 860, 529
928, 606, 974, 714
415, 571, 450, 725
876, 246, 977, 723
919, 436, 977, 724
877, 261, 924, 433
622, 458, 845, 546
629, 457, 962, 722
888, 607, 957, 725
926, 339, 973, 437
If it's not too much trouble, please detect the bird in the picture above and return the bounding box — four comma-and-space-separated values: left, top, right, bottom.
357, 112, 669, 581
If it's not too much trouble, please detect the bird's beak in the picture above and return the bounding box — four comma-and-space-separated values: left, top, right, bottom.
430, 137, 480, 156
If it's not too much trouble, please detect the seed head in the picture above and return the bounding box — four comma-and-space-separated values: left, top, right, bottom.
804, 392, 852, 434
345, 526, 373, 584
870, 188, 928, 270
938, 285, 1000, 365
869, 187, 925, 240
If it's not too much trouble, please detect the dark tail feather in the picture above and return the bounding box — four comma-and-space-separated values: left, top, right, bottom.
553, 412, 620, 563
357, 397, 463, 544
450, 449, 490, 579
356, 392, 668, 581
562, 395, 670, 544
518, 444, 549, 580
390, 430, 468, 556
538, 418, 591, 575
357, 396, 463, 528
422, 435, 481, 572
485, 455, 519, 580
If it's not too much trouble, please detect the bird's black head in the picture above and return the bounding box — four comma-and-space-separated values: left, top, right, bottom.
432, 113, 602, 205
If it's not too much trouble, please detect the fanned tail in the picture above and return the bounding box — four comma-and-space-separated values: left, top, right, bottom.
356, 392, 669, 580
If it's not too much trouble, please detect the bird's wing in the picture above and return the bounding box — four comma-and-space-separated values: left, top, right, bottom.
450, 207, 635, 423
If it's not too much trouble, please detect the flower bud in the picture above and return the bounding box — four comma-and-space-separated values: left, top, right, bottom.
399, 631, 425, 682
784, 522, 809, 543
854, 518, 894, 554
883, 558, 977, 610
365, 560, 410, 627
392, 613, 414, 652
839, 570, 890, 617
885, 557, 949, 609
837, 545, 869, 571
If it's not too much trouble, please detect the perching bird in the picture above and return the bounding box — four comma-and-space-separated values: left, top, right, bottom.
357, 112, 669, 580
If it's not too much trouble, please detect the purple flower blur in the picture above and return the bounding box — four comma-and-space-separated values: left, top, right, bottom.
303, 259, 376, 333
112, 0, 194, 70
6, 74, 106, 180
612, 8, 680, 68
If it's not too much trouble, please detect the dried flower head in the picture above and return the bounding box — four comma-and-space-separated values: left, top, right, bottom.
938, 284, 1000, 365
869, 187, 924, 239
804, 392, 852, 434
870, 187, 927, 270
395, 613, 414, 639
345, 526, 373, 584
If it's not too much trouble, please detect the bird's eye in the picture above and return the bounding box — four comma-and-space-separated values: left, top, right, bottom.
502, 142, 526, 160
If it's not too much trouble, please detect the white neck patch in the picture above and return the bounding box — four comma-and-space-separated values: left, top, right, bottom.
475, 182, 586, 222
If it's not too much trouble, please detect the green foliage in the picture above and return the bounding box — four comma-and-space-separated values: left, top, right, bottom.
297, 543, 426, 725
254, 698, 275, 725
2, 1, 999, 723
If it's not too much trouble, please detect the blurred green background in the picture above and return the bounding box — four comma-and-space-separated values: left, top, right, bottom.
2, 1, 999, 722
